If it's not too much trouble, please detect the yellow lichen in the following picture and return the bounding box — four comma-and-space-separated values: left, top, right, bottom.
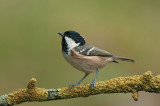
6, 78, 48, 105
132, 91, 138, 101
57, 71, 159, 101
27, 78, 36, 89
1, 71, 160, 106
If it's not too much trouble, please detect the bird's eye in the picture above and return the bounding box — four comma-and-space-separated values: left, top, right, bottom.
69, 35, 72, 37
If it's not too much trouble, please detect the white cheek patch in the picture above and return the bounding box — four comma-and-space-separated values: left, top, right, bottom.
65, 36, 80, 50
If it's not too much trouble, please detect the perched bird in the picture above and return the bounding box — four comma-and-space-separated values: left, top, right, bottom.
58, 30, 135, 88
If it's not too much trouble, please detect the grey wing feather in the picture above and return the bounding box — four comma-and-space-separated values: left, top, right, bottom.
88, 47, 114, 57
74, 43, 114, 57
74, 43, 135, 63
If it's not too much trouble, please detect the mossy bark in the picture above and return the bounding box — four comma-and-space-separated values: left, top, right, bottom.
0, 71, 160, 106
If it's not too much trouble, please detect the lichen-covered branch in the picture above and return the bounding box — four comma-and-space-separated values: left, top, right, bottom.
0, 71, 160, 106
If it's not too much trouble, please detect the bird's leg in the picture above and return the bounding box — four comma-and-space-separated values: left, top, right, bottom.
69, 73, 89, 87
90, 68, 99, 89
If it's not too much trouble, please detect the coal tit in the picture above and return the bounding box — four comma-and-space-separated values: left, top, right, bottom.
58, 30, 135, 88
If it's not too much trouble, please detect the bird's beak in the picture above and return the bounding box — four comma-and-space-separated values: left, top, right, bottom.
58, 32, 64, 37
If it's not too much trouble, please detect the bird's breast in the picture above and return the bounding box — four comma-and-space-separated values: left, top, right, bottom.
62, 50, 109, 73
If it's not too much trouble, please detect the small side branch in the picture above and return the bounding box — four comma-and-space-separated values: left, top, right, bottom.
0, 71, 160, 106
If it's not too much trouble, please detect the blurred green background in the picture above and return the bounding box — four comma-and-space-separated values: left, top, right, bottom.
0, 0, 160, 106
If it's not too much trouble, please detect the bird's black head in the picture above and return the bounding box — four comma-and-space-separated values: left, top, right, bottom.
58, 30, 86, 54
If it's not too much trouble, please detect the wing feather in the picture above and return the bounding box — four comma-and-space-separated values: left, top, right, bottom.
74, 43, 114, 57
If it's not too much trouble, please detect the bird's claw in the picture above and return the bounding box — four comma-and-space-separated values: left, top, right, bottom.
90, 82, 95, 89
69, 84, 78, 88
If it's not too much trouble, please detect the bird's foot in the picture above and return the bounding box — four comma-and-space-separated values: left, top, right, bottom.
69, 83, 78, 88
90, 82, 95, 89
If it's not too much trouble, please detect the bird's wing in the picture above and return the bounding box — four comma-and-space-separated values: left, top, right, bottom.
74, 43, 114, 57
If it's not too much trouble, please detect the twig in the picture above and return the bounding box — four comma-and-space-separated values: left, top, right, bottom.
0, 71, 160, 106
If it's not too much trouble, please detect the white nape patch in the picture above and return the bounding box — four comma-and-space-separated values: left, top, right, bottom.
87, 47, 95, 55
65, 36, 80, 50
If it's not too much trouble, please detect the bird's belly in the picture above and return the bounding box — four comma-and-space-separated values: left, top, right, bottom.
63, 53, 108, 73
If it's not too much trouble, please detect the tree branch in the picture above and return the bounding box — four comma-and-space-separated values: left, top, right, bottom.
0, 71, 160, 106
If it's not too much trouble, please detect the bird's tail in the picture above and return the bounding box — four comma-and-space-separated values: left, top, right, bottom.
113, 56, 135, 63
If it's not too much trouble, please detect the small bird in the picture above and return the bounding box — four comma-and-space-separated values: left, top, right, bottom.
58, 30, 135, 89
